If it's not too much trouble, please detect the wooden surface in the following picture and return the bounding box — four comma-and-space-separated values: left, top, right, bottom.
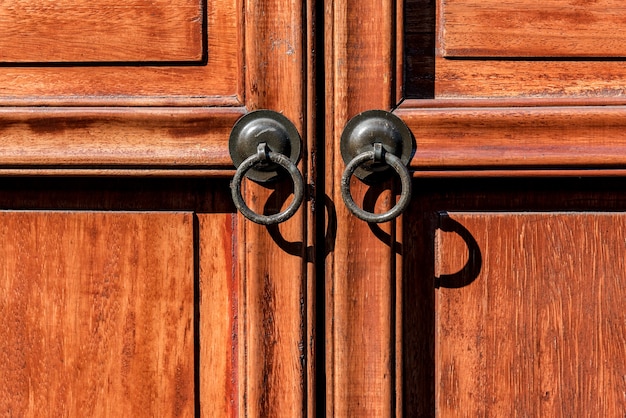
325, 0, 400, 415
0, 0, 312, 415
435, 212, 626, 415
0, 0, 238, 105
199, 213, 239, 417
399, 178, 626, 415
434, 59, 626, 99
0, 0, 203, 62
241, 0, 311, 415
395, 104, 626, 176
403, 0, 626, 99
331, 0, 626, 415
0, 107, 243, 176
0, 212, 194, 417
440, 0, 626, 57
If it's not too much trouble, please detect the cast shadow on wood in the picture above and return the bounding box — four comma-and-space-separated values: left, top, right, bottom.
362, 182, 404, 254
435, 214, 482, 288
264, 186, 337, 262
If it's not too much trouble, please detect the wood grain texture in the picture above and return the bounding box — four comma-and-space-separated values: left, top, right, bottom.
0, 0, 203, 62
401, 178, 626, 415
441, 0, 626, 57
0, 0, 238, 105
325, 0, 400, 415
403, 0, 626, 99
240, 0, 310, 415
403, 0, 436, 99
0, 107, 243, 175
0, 0, 311, 416
199, 213, 239, 417
394, 105, 626, 175
436, 212, 626, 415
0, 212, 194, 417
434, 58, 626, 99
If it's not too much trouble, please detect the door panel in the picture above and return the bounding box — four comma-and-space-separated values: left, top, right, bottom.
0, 212, 194, 416
440, 0, 626, 57
0, 107, 242, 176
405, 0, 626, 99
400, 179, 626, 416
1, 0, 203, 63
0, 0, 237, 104
436, 212, 626, 415
395, 105, 626, 176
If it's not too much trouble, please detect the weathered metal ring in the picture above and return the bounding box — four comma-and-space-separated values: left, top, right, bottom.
341, 149, 412, 223
231, 149, 304, 225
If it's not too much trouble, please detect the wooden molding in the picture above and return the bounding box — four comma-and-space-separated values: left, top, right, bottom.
396, 104, 626, 176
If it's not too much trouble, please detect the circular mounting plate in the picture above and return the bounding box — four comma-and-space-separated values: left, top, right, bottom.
340, 110, 414, 182
229, 110, 302, 183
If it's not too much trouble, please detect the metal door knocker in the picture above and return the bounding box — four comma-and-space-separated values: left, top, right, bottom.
229, 110, 304, 225
340, 110, 414, 223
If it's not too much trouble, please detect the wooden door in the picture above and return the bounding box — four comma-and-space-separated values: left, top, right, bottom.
326, 0, 626, 415
0, 0, 315, 416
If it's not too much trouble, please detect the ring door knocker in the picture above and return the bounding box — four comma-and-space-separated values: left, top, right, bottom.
340, 110, 414, 223
229, 110, 304, 225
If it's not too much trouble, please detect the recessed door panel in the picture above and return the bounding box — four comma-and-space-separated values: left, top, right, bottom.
435, 212, 626, 415
441, 0, 626, 57
0, 0, 238, 104
0, 212, 194, 416
0, 0, 204, 63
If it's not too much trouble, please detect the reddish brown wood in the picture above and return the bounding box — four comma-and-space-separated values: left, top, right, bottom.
325, 0, 400, 415
0, 0, 203, 62
394, 105, 626, 175
240, 0, 311, 415
0, 0, 239, 105
406, 0, 626, 100
0, 107, 243, 175
441, 0, 626, 57
334, 0, 626, 416
0, 212, 194, 416
0, 0, 312, 416
434, 58, 626, 99
436, 212, 626, 415
199, 213, 239, 417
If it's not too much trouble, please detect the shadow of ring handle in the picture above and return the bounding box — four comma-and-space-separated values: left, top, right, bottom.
231, 147, 304, 225
340, 147, 412, 223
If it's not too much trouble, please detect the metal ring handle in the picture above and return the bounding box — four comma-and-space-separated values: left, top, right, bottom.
231, 147, 304, 225
341, 148, 412, 223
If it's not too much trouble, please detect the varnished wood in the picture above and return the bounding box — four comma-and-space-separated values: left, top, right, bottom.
435, 58, 626, 99
441, 0, 626, 57
0, 212, 194, 416
404, 0, 626, 100
0, 0, 203, 62
240, 0, 311, 415
199, 213, 239, 417
325, 0, 400, 415
401, 178, 626, 415
333, 0, 626, 416
0, 0, 239, 105
394, 105, 626, 175
435, 212, 626, 415
0, 0, 312, 415
0, 107, 242, 174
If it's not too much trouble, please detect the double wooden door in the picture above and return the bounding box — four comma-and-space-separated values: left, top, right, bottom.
2, 0, 626, 416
